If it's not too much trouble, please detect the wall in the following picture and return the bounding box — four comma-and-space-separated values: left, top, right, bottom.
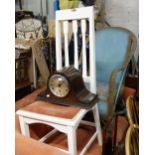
15, 0, 54, 19
15, 0, 139, 59
104, 0, 139, 60
16, 0, 138, 36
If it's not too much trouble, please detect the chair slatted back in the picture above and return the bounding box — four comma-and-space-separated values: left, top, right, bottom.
55, 6, 96, 93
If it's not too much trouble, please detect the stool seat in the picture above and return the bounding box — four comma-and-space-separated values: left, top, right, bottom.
21, 101, 80, 119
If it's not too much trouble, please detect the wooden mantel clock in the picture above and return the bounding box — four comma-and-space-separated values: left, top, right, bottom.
37, 66, 98, 109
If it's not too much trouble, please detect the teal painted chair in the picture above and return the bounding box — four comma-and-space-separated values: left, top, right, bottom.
95, 27, 137, 122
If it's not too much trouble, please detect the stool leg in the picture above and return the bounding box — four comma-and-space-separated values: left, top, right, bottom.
92, 105, 103, 145
19, 116, 30, 137
67, 126, 77, 155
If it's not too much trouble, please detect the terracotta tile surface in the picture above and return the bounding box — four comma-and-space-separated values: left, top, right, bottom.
22, 100, 81, 119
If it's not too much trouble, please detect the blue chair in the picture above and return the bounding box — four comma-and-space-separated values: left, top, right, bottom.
95, 27, 137, 121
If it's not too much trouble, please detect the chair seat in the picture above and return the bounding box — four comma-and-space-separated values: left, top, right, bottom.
21, 100, 81, 119
15, 87, 46, 111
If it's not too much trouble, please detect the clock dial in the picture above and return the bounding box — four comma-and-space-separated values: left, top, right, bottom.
49, 74, 69, 98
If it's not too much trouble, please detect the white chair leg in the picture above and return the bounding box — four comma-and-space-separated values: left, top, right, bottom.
92, 105, 103, 145
19, 116, 30, 137
67, 126, 77, 155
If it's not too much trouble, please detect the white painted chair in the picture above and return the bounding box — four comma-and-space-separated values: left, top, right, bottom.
16, 6, 102, 155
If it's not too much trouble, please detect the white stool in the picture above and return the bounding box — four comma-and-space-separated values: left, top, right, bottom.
17, 100, 102, 155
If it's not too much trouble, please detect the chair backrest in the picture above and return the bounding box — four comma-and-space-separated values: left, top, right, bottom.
55, 6, 96, 93
95, 27, 137, 117
96, 27, 136, 85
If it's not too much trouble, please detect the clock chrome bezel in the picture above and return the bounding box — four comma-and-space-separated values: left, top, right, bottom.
48, 73, 70, 98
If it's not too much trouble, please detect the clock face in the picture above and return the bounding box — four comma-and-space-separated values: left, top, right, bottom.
48, 74, 70, 98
